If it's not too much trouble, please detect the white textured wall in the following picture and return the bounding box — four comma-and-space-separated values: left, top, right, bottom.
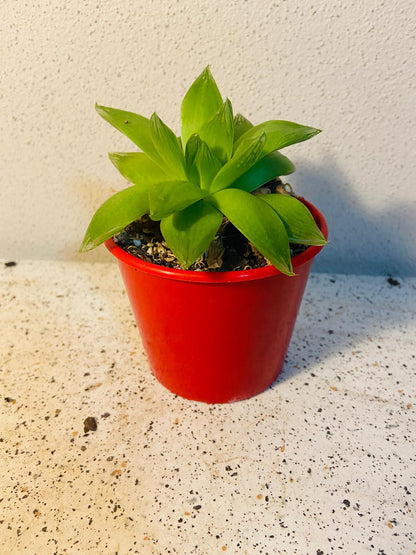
2, 0, 415, 275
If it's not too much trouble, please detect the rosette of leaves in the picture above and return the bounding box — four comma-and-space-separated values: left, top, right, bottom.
80, 66, 326, 275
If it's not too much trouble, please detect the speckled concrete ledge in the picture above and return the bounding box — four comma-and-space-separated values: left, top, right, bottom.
1, 260, 415, 554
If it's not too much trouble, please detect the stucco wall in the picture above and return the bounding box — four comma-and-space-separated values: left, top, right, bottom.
2, 0, 415, 275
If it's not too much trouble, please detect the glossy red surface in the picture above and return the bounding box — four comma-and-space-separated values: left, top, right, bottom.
106, 199, 328, 403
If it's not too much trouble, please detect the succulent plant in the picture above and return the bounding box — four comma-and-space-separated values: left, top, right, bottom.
80, 66, 326, 275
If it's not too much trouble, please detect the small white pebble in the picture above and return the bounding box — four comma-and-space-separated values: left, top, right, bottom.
255, 187, 271, 195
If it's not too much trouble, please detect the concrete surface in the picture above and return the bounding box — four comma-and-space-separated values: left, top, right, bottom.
2, 0, 416, 275
1, 259, 415, 553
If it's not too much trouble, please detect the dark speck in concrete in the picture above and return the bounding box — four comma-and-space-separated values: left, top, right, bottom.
83, 417, 97, 433
387, 276, 400, 286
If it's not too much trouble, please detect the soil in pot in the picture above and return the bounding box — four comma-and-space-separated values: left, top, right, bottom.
114, 179, 309, 272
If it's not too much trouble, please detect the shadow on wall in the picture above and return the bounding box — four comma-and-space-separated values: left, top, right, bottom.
273, 157, 415, 384
63, 176, 122, 263
294, 156, 416, 277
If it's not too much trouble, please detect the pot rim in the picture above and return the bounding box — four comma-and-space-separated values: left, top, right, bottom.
105, 197, 328, 283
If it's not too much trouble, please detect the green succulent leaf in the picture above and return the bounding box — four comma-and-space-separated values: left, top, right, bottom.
208, 188, 294, 275
109, 152, 168, 186
161, 200, 223, 268
231, 151, 295, 193
209, 133, 267, 193
79, 186, 149, 252
233, 120, 321, 157
181, 66, 223, 147
184, 134, 201, 187
233, 113, 254, 142
197, 99, 234, 163
195, 140, 222, 191
149, 180, 204, 220
260, 194, 327, 245
95, 104, 161, 165
150, 113, 186, 179
186, 135, 222, 191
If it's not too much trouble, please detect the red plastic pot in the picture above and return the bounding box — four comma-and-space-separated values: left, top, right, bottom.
105, 198, 328, 403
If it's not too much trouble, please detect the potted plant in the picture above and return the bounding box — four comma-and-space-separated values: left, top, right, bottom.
80, 67, 328, 403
